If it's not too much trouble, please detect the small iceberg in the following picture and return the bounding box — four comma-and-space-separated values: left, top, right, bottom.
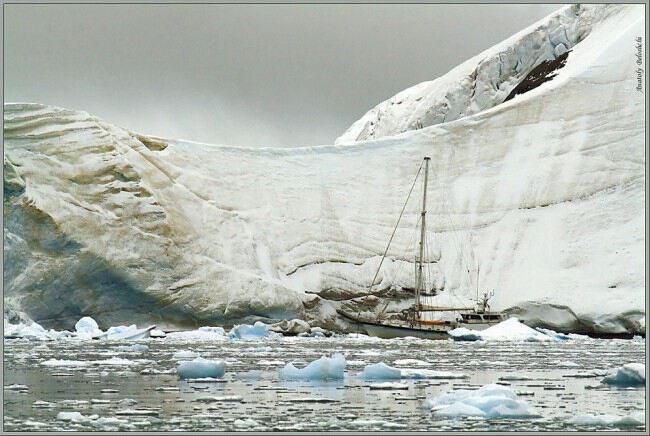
177, 357, 226, 380
449, 318, 554, 342
359, 362, 467, 380
279, 353, 345, 380
601, 363, 645, 387
423, 383, 541, 419
75, 316, 103, 338
228, 321, 278, 340
360, 362, 401, 380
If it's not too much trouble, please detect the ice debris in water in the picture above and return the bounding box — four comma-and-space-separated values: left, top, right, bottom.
228, 321, 278, 340
360, 362, 401, 380
4, 319, 71, 341
177, 357, 226, 380
423, 384, 541, 419
568, 412, 646, 427
601, 363, 645, 387
359, 362, 467, 380
56, 411, 99, 422
279, 353, 346, 380
172, 350, 199, 360
449, 318, 554, 342
165, 326, 226, 341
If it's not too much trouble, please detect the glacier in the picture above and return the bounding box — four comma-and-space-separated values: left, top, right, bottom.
2, 4, 645, 335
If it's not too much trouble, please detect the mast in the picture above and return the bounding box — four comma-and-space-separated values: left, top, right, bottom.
415, 157, 430, 321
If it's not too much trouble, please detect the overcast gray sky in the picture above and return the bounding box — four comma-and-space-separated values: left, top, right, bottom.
4, 4, 560, 147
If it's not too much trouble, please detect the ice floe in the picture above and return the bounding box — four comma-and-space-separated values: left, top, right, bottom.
177, 357, 226, 380
423, 384, 541, 419
279, 353, 346, 380
601, 363, 645, 387
568, 412, 645, 427
359, 362, 467, 380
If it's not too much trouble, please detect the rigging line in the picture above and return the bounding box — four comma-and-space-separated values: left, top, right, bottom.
355, 160, 424, 322
377, 214, 421, 320
437, 169, 475, 292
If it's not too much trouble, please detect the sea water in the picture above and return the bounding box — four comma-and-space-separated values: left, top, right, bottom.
3, 335, 645, 431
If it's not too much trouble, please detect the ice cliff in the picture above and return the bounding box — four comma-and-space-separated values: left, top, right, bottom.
3, 4, 645, 335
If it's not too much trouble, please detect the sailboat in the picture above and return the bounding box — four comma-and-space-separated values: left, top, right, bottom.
338, 157, 505, 339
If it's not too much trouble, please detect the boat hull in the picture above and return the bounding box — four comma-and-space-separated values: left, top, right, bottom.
361, 321, 452, 340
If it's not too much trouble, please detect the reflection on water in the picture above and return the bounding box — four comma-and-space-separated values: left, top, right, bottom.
3, 336, 646, 431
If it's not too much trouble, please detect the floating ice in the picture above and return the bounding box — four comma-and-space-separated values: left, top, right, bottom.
449, 318, 554, 342
233, 418, 261, 428
601, 363, 645, 387
536, 327, 570, 340
56, 411, 99, 422
568, 412, 646, 427
4, 384, 29, 391
4, 319, 68, 341
149, 329, 166, 338
177, 357, 226, 380
360, 362, 401, 380
173, 350, 199, 360
401, 368, 468, 379
75, 316, 103, 338
42, 359, 88, 367
32, 400, 56, 408
279, 353, 345, 380
369, 382, 409, 390
117, 344, 148, 353
359, 362, 466, 380
424, 384, 541, 419
165, 326, 227, 341
228, 322, 278, 340
393, 359, 430, 366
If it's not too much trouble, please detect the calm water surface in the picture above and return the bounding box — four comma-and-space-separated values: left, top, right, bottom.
3, 335, 646, 431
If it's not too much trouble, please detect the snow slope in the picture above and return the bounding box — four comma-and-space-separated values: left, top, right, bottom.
3, 4, 645, 334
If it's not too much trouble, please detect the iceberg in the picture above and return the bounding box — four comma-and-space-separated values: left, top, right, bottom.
177, 357, 226, 380
75, 316, 102, 337
601, 363, 645, 387
424, 384, 541, 419
228, 322, 277, 340
449, 318, 555, 342
279, 353, 346, 380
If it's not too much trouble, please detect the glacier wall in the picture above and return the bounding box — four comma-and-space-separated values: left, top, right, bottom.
3, 4, 645, 334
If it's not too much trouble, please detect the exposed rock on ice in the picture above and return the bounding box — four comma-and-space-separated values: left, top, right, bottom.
268, 319, 311, 335
279, 353, 346, 380
601, 363, 645, 387
2, 4, 644, 335
424, 384, 541, 419
335, 4, 630, 144
449, 318, 554, 342
177, 357, 226, 380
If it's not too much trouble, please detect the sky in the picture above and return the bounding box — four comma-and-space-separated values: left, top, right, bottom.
4, 4, 560, 147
